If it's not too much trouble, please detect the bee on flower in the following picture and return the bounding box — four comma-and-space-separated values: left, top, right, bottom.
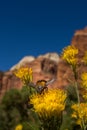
30, 88, 66, 130
29, 78, 56, 94
30, 89, 66, 118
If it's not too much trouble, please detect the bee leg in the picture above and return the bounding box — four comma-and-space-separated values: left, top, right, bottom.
40, 86, 48, 94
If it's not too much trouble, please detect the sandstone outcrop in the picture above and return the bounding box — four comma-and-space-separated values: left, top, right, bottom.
0, 53, 59, 98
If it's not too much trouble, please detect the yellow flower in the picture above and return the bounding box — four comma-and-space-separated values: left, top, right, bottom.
83, 93, 87, 101
30, 89, 66, 118
71, 103, 87, 126
62, 45, 78, 66
81, 72, 87, 90
14, 67, 33, 85
83, 51, 87, 65
81, 89, 87, 101
15, 124, 23, 130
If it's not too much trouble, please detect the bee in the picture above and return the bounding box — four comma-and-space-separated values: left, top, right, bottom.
36, 80, 48, 94
29, 78, 56, 94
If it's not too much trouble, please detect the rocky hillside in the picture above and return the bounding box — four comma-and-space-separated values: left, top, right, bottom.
1, 27, 87, 98
0, 53, 59, 98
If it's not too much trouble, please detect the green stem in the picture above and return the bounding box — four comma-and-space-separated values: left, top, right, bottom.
72, 66, 86, 130
75, 82, 86, 130
75, 81, 80, 104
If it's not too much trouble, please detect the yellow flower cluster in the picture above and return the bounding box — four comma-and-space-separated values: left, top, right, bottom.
14, 67, 33, 85
71, 103, 87, 126
15, 124, 23, 130
62, 45, 78, 66
81, 68, 87, 101
30, 89, 66, 118
83, 51, 87, 65
81, 72, 87, 90
83, 93, 87, 101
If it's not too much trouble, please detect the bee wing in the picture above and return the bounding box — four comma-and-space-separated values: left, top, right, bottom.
46, 78, 56, 86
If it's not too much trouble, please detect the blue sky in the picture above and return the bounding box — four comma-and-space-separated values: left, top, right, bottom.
0, 0, 87, 71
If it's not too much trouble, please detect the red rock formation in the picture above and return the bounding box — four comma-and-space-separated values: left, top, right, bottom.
1, 27, 87, 99
72, 27, 87, 58
0, 53, 59, 99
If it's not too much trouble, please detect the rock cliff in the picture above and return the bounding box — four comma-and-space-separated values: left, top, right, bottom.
0, 53, 59, 98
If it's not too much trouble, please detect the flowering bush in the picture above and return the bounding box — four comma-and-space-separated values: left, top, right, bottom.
62, 45, 78, 66
30, 89, 66, 130
71, 103, 87, 127
62, 45, 87, 130
14, 67, 33, 85
13, 45, 87, 130
30, 89, 66, 118
1, 45, 87, 130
